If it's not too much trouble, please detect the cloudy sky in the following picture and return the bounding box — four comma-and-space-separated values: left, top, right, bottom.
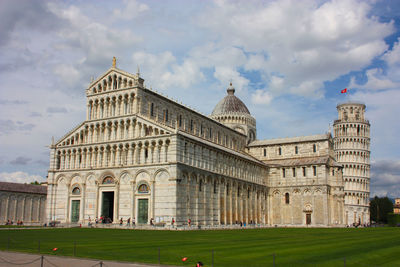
0, 0, 399, 197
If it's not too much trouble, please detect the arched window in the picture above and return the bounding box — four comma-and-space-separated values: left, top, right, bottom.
313, 144, 316, 153
72, 187, 80, 195
102, 177, 115, 184
138, 184, 149, 193
285, 193, 290, 204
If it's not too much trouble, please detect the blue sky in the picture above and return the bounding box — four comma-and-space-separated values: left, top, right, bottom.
0, 0, 399, 197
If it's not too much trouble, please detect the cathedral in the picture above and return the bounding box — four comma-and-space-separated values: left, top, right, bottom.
46, 58, 370, 227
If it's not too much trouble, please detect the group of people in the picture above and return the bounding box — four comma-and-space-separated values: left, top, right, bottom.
119, 217, 136, 226
5, 220, 23, 225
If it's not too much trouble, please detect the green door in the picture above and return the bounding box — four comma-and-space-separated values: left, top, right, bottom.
102, 192, 114, 222
71, 200, 80, 223
138, 199, 148, 224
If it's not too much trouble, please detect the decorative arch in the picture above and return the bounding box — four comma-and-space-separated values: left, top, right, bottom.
102, 176, 115, 184
98, 171, 118, 184
71, 184, 81, 195
304, 203, 313, 212
272, 189, 280, 196
55, 174, 67, 184
135, 170, 151, 183
136, 181, 150, 193
119, 171, 132, 184
85, 173, 96, 185
154, 169, 170, 182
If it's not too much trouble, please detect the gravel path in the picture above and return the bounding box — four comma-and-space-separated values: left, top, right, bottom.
0, 251, 177, 267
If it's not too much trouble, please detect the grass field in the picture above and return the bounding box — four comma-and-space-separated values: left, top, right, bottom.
0, 227, 400, 266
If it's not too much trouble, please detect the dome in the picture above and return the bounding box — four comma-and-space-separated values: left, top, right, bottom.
211, 83, 250, 116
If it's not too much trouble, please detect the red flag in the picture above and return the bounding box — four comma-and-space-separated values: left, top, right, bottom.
52, 248, 58, 251
182, 257, 188, 262
341, 88, 347, 94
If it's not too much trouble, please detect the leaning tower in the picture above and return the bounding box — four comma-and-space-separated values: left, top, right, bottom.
333, 103, 370, 225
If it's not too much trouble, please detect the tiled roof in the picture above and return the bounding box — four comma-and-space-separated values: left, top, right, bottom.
0, 182, 47, 195
211, 84, 250, 116
249, 133, 331, 146
262, 156, 342, 168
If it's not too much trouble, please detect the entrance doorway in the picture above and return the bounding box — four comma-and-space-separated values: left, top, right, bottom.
71, 200, 80, 223
306, 213, 311, 225
102, 192, 114, 222
138, 199, 148, 224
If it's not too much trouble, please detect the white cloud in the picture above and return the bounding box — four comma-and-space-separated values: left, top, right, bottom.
112, 0, 148, 21
46, 2, 143, 89
197, 0, 394, 97
370, 160, 400, 198
349, 68, 398, 90
349, 38, 400, 90
350, 89, 400, 159
0, 171, 45, 183
251, 90, 272, 105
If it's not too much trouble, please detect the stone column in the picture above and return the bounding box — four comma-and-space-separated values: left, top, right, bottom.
135, 146, 141, 164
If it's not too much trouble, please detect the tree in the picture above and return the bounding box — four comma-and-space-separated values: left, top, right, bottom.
370, 196, 393, 224
30, 181, 40, 185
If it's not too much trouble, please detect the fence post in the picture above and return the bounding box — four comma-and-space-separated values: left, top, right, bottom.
272, 253, 276, 267
344, 257, 346, 267
212, 249, 214, 267
41, 255, 44, 267
100, 261, 103, 267
38, 240, 40, 253
158, 247, 160, 265
73, 241, 76, 256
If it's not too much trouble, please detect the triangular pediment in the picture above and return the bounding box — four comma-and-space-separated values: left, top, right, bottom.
86, 67, 144, 95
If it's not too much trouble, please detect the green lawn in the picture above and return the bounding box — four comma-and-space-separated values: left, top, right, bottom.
1, 227, 400, 266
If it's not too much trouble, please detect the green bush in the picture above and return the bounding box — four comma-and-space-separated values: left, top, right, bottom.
387, 213, 400, 226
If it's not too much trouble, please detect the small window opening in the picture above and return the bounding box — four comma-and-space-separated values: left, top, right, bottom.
150, 103, 154, 117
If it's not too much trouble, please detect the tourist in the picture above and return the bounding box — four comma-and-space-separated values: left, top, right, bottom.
95, 217, 99, 224
132, 217, 136, 226
88, 216, 92, 227
127, 217, 131, 226
150, 218, 154, 226
171, 217, 175, 226
188, 218, 191, 227
120, 218, 123, 226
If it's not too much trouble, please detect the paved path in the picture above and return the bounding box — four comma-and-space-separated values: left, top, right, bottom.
0, 251, 177, 267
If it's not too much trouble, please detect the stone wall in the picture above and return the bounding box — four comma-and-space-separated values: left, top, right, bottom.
0, 191, 46, 224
